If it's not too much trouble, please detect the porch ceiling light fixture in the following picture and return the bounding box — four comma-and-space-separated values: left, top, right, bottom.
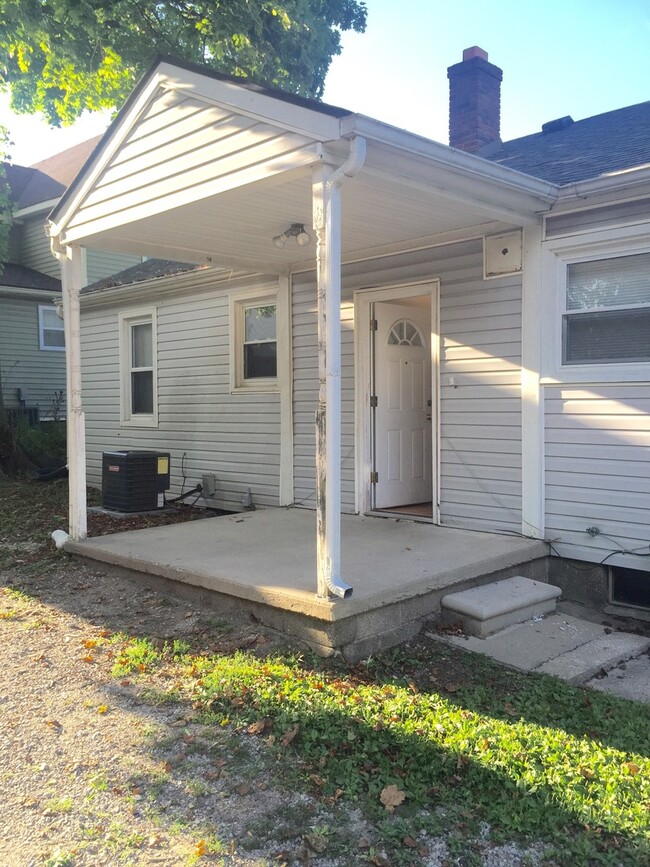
272, 223, 311, 248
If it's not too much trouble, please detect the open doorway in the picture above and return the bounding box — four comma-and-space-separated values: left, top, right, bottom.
356, 282, 439, 520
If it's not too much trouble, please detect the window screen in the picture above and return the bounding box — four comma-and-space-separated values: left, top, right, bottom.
563, 252, 650, 364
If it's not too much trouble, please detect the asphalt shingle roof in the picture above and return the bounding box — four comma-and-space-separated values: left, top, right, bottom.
81, 259, 206, 294
483, 101, 650, 185
0, 263, 61, 292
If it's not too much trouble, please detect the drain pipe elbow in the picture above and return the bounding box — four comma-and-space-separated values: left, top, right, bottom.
330, 135, 367, 188
327, 574, 353, 599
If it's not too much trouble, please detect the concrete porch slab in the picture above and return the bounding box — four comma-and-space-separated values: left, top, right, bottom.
65, 507, 548, 660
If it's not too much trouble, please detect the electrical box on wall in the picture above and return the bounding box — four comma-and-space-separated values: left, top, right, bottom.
102, 450, 170, 512
483, 230, 522, 278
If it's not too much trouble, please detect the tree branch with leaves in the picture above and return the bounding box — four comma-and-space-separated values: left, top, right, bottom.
0, 0, 367, 126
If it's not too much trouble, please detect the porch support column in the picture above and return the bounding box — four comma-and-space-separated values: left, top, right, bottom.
312, 137, 366, 599
60, 245, 88, 541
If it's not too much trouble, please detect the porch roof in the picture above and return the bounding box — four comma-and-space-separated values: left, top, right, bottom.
48, 58, 559, 272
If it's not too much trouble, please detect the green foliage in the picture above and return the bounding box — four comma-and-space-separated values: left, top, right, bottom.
15, 418, 66, 465
112, 638, 650, 864
0, 0, 367, 126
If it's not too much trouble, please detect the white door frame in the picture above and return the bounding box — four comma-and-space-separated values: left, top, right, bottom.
354, 280, 440, 520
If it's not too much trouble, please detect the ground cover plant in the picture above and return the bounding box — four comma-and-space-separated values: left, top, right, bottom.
1, 476, 649, 865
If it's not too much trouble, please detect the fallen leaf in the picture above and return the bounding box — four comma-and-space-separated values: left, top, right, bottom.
236, 783, 252, 795
83, 639, 97, 648
194, 839, 208, 857
247, 719, 267, 735
280, 724, 300, 747
625, 762, 640, 775
46, 719, 62, 730
446, 683, 461, 693
579, 767, 595, 780
380, 784, 406, 812
97, 705, 108, 714
504, 702, 518, 717
82, 654, 95, 664
403, 835, 418, 848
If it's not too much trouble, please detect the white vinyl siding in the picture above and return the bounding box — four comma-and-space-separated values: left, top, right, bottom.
546, 198, 650, 239
544, 385, 650, 570
81, 278, 282, 511
67, 88, 316, 240
0, 296, 66, 414
292, 239, 523, 531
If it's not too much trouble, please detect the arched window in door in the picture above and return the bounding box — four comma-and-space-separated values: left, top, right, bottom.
387, 319, 424, 347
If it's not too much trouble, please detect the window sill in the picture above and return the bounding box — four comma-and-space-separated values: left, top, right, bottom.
120, 416, 159, 428
231, 382, 280, 395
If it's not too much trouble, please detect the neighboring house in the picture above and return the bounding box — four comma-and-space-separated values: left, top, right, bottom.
1, 139, 143, 419
47, 49, 650, 609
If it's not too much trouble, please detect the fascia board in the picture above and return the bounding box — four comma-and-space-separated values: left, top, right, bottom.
342, 114, 559, 205
157, 61, 343, 142
14, 199, 60, 219
0, 286, 58, 301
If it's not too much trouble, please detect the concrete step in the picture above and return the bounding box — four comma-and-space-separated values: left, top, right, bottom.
441, 575, 562, 638
535, 632, 650, 684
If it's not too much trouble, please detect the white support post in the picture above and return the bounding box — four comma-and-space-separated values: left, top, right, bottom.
521, 222, 545, 539
60, 246, 88, 540
312, 137, 366, 600
313, 162, 341, 598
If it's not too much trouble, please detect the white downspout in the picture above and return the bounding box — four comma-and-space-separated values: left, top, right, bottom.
313, 136, 366, 599
55, 242, 87, 541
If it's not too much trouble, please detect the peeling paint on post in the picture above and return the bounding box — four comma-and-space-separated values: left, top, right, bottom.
313, 162, 333, 598
58, 245, 88, 541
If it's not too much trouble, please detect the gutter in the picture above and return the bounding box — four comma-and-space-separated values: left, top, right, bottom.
0, 286, 59, 301
556, 164, 650, 201
340, 114, 560, 203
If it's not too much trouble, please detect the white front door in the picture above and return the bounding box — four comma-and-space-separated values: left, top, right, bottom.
372, 300, 433, 510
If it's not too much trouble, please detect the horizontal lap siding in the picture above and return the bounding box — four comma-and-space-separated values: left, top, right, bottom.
291, 278, 355, 510
81, 280, 281, 511
545, 385, 650, 568
546, 198, 650, 237
292, 239, 523, 530
21, 219, 60, 278
0, 298, 66, 413
439, 243, 522, 532
69, 90, 312, 233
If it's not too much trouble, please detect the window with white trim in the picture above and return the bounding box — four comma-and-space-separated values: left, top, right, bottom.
38, 305, 65, 351
119, 308, 158, 426
562, 251, 650, 365
230, 292, 279, 391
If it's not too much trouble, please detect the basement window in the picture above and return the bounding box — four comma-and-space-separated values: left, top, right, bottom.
610, 565, 650, 611
563, 252, 650, 365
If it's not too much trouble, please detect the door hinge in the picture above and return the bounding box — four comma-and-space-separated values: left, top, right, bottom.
370, 395, 378, 408
370, 471, 379, 484
370, 318, 378, 332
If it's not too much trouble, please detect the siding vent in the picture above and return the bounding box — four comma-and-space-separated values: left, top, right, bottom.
610, 566, 650, 611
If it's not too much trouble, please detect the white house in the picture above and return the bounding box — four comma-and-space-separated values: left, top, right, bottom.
48, 49, 650, 616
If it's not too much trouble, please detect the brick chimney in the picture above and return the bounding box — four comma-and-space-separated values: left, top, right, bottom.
447, 46, 502, 153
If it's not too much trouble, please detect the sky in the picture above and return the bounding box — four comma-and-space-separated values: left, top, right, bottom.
2, 0, 650, 167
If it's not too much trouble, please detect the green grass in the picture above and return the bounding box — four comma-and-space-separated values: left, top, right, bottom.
109, 635, 650, 866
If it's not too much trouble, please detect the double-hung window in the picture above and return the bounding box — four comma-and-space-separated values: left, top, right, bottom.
230, 289, 282, 391
38, 305, 65, 351
119, 307, 157, 426
562, 251, 650, 365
